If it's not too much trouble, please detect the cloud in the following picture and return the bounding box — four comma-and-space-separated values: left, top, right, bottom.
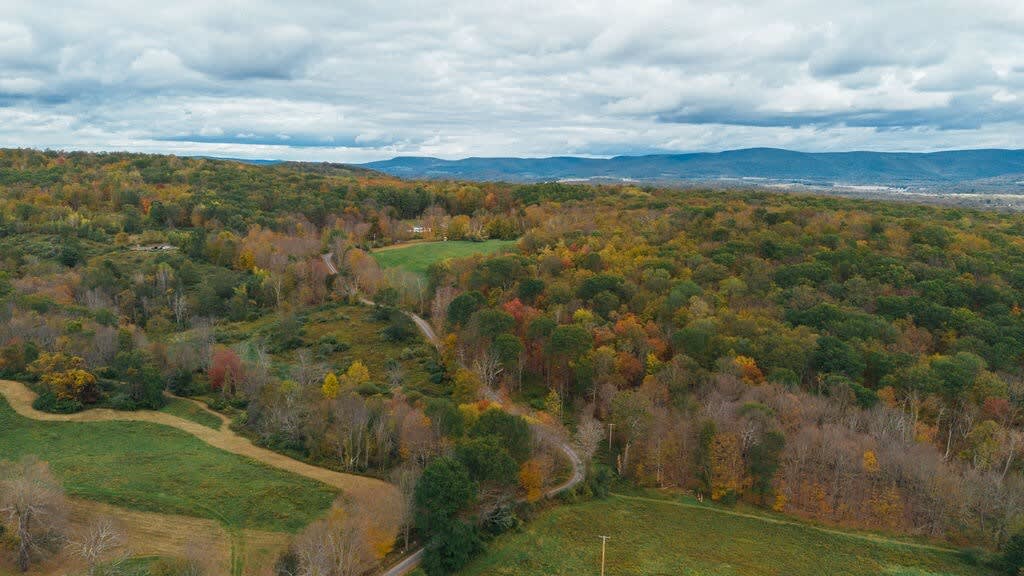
177, 24, 321, 80
2, 0, 1024, 161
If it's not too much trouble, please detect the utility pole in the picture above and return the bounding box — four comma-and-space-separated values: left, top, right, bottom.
599, 535, 610, 576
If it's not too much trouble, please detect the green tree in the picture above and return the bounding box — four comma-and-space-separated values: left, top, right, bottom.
414, 457, 477, 535
447, 291, 486, 328
454, 437, 517, 486
812, 336, 865, 380
1002, 530, 1024, 575
748, 431, 784, 505
546, 325, 592, 361
115, 351, 165, 409
694, 420, 716, 498
517, 278, 545, 304
469, 408, 532, 463
577, 274, 625, 300
472, 308, 515, 342
492, 333, 523, 372
932, 352, 986, 402
422, 518, 482, 576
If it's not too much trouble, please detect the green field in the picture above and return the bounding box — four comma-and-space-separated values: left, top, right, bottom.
0, 396, 336, 532
159, 396, 223, 429
373, 240, 516, 275
459, 492, 990, 576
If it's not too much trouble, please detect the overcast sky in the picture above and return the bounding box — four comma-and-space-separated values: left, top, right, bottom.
3, 1, 1024, 162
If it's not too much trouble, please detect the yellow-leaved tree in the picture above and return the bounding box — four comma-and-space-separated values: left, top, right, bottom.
447, 215, 471, 240
862, 450, 880, 475
544, 388, 562, 421
710, 432, 748, 501
452, 369, 481, 404
342, 360, 370, 389
518, 459, 544, 503
29, 353, 99, 404
322, 372, 340, 399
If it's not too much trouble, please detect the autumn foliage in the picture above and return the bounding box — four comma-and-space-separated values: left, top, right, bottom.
518, 459, 544, 503
208, 348, 243, 394
29, 353, 100, 404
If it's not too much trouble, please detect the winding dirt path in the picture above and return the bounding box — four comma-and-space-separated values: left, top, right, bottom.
0, 379, 402, 535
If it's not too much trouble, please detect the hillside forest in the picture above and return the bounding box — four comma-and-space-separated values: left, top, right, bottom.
4, 148, 1024, 573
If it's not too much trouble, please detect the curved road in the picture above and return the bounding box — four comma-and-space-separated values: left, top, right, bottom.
323, 249, 587, 576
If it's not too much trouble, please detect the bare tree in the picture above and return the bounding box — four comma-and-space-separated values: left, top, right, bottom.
0, 456, 68, 572
295, 500, 376, 576
69, 516, 125, 575
575, 406, 604, 465
430, 286, 457, 335
334, 394, 370, 471
385, 362, 406, 390
86, 325, 119, 367
171, 291, 190, 326
293, 348, 327, 390
1001, 428, 1023, 482
190, 317, 215, 371
390, 464, 422, 551
472, 350, 504, 391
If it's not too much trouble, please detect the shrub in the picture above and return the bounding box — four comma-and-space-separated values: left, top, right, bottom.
587, 464, 614, 499
382, 314, 417, 342
1002, 531, 1024, 575
168, 370, 204, 396
315, 334, 350, 358
274, 550, 299, 576
263, 315, 305, 352
32, 389, 83, 413
108, 392, 136, 411
481, 502, 520, 537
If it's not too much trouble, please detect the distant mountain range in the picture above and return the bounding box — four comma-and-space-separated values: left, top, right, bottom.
360, 148, 1024, 191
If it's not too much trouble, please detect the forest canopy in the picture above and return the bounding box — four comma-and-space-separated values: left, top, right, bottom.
5, 148, 1024, 569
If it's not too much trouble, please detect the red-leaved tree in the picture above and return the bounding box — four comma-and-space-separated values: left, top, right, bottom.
208, 348, 243, 396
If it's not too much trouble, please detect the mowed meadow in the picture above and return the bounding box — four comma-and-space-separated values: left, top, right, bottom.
0, 395, 337, 533
458, 492, 990, 576
372, 239, 516, 276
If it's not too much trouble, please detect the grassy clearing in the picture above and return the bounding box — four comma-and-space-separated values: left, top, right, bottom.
300, 304, 441, 393
459, 491, 990, 576
0, 396, 336, 533
372, 239, 516, 275
209, 303, 441, 395
159, 396, 223, 429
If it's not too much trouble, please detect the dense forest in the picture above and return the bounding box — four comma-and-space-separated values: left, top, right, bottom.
4, 148, 1024, 573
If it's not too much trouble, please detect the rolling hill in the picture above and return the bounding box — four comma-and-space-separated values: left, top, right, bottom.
361, 148, 1024, 190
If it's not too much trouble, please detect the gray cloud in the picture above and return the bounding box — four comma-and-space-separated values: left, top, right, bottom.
1, 0, 1024, 161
